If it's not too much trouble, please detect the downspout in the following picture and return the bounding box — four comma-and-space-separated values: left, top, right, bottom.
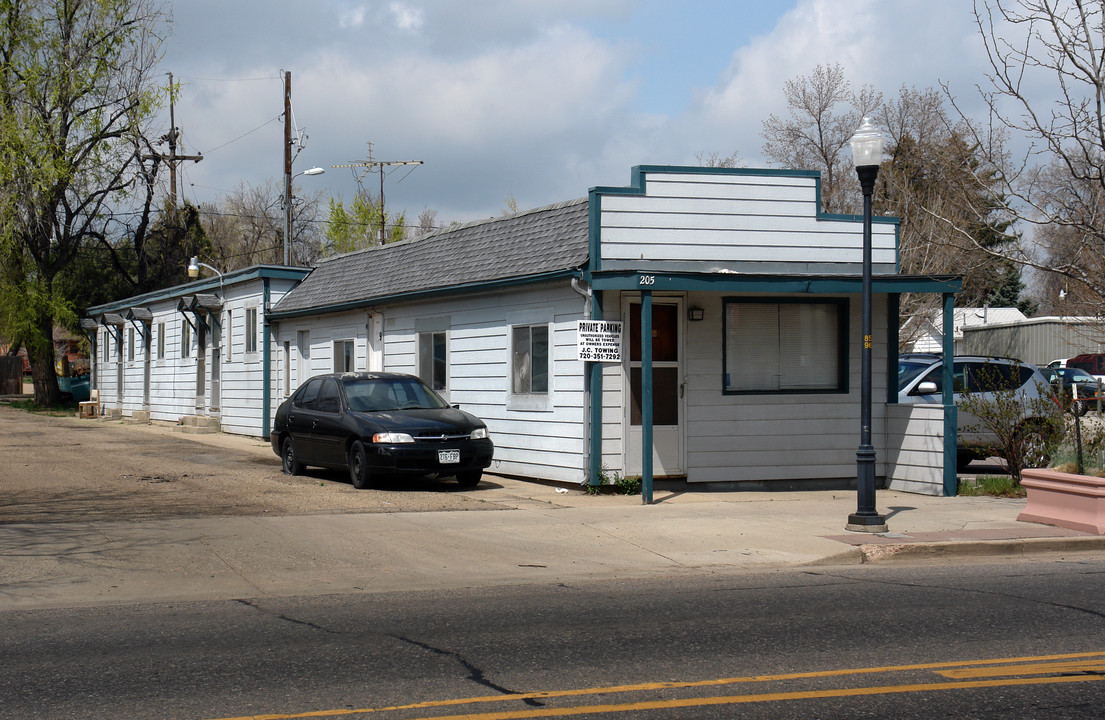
571, 274, 593, 485
262, 278, 272, 440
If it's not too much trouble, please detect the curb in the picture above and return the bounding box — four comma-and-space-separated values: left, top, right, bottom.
856, 535, 1105, 563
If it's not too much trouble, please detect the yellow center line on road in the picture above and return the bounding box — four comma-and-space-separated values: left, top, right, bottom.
395, 674, 1105, 720
205, 650, 1105, 720
937, 660, 1105, 679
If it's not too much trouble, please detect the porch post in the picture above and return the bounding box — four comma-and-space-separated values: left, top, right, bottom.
641, 290, 654, 504
942, 292, 958, 496
262, 278, 272, 440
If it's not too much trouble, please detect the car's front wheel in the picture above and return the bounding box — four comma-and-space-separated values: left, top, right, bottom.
282, 437, 303, 476
349, 440, 372, 489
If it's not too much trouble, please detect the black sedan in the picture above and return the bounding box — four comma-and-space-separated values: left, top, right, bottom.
1041, 366, 1102, 415
271, 372, 494, 488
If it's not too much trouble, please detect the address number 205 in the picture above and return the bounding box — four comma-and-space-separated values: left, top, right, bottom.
639, 275, 656, 286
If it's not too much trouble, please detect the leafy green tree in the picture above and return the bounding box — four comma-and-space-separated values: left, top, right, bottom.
0, 0, 167, 405
324, 190, 406, 255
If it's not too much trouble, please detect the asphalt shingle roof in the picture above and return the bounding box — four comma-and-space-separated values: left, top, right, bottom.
272, 198, 590, 316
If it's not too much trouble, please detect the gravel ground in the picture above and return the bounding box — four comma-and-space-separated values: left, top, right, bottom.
0, 405, 506, 523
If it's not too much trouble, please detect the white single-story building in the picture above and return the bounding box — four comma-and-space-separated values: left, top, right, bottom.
84, 265, 310, 434
86, 166, 964, 495
906, 307, 1027, 354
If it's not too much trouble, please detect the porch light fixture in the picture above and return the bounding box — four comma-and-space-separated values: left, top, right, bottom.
688, 306, 704, 322
846, 117, 888, 533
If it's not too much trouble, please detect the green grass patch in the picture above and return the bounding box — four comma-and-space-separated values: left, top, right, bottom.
958, 475, 1026, 498
4, 398, 79, 416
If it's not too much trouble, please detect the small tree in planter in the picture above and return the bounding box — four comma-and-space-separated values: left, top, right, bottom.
957, 365, 1064, 483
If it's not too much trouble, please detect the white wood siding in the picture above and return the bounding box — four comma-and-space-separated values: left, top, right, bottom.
885, 403, 946, 495
93, 276, 300, 437
272, 283, 592, 483
599, 173, 896, 268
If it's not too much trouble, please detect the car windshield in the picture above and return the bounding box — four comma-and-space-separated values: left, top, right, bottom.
343, 377, 450, 412
1052, 368, 1096, 383
898, 360, 935, 392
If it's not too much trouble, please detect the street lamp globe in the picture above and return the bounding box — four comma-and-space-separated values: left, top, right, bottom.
848, 117, 885, 169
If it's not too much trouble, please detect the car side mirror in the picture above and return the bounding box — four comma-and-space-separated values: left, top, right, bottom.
915, 381, 939, 395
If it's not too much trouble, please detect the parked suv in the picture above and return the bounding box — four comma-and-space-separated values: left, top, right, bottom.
898, 354, 1055, 471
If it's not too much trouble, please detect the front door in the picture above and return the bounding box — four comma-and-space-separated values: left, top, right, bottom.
624, 297, 684, 477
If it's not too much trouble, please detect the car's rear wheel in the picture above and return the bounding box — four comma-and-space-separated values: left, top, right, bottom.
456, 470, 482, 488
349, 440, 372, 489
281, 437, 303, 475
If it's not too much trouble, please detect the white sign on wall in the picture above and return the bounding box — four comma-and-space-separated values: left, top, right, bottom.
577, 320, 623, 362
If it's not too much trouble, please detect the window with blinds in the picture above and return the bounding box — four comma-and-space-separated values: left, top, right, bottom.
723, 299, 847, 393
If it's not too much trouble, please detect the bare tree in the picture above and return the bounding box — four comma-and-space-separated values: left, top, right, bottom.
950, 0, 1105, 317
694, 150, 744, 168
761, 63, 882, 214
199, 179, 322, 269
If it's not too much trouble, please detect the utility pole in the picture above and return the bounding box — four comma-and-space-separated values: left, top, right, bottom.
145, 72, 203, 211
333, 144, 422, 244
283, 71, 293, 266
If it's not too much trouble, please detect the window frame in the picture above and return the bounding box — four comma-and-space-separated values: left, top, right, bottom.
510, 323, 550, 396
721, 297, 849, 395
417, 330, 448, 392
157, 322, 166, 360
181, 320, 192, 359
127, 326, 135, 362
334, 339, 355, 373
245, 307, 258, 355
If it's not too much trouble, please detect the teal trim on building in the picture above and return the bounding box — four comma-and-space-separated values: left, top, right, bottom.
589, 271, 961, 295
86, 265, 310, 316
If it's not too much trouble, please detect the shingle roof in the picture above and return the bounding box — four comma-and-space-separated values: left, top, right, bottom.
272, 198, 590, 316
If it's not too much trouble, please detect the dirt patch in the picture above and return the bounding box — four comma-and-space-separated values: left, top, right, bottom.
0, 406, 503, 523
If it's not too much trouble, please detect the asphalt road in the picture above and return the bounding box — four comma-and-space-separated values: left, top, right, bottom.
3, 558, 1104, 720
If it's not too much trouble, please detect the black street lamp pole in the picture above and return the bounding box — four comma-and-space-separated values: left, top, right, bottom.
847, 118, 888, 534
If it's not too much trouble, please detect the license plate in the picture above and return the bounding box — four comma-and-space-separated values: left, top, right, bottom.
438, 450, 460, 464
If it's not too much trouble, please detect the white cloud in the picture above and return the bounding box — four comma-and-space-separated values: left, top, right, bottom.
388, 2, 424, 32
339, 6, 366, 30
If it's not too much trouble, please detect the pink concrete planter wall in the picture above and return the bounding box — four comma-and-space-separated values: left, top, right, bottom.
1019, 469, 1105, 534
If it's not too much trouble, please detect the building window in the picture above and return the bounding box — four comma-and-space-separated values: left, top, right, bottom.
245, 307, 258, 354
127, 327, 135, 361
418, 331, 447, 391
511, 325, 549, 394
723, 299, 847, 394
182, 320, 192, 358
157, 322, 165, 359
225, 310, 232, 361
102, 330, 109, 362
334, 340, 355, 372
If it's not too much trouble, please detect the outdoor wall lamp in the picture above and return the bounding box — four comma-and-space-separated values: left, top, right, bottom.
688, 306, 704, 322
846, 117, 888, 533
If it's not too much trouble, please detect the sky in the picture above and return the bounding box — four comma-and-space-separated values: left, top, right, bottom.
160, 0, 998, 227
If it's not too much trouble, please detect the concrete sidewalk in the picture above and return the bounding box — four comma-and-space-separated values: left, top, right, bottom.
2, 475, 1102, 610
